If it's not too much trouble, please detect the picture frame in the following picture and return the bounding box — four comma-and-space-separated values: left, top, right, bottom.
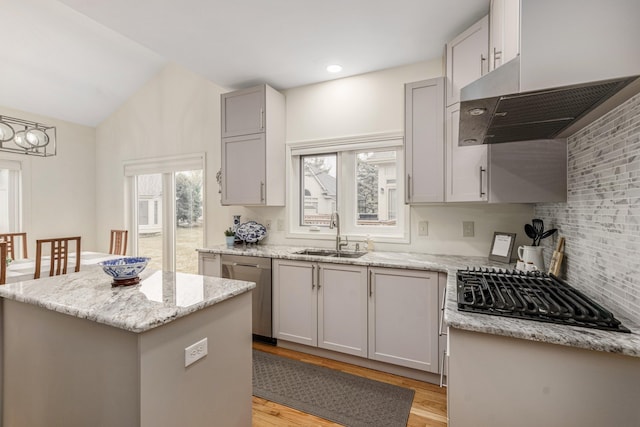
488, 232, 517, 263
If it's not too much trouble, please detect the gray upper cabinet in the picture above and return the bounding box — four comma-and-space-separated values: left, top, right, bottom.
445, 103, 488, 202
221, 84, 285, 206
221, 85, 265, 138
445, 15, 489, 106
489, 0, 520, 71
405, 78, 445, 204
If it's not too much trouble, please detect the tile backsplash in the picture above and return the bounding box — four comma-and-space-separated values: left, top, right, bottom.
535, 93, 640, 324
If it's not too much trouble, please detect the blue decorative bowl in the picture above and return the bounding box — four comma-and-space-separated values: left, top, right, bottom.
98, 257, 150, 285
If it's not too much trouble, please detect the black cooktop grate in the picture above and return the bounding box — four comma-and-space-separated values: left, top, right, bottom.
457, 268, 630, 333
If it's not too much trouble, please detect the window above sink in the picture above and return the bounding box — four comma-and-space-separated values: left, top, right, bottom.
287, 132, 410, 244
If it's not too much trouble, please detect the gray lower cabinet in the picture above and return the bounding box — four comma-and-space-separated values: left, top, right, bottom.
273, 259, 368, 357
274, 259, 443, 373
198, 253, 221, 277
368, 267, 440, 373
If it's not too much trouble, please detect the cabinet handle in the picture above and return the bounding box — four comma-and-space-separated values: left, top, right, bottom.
406, 174, 412, 201
311, 265, 316, 289
440, 349, 448, 388
260, 181, 265, 203
493, 47, 502, 66
317, 265, 321, 289
479, 166, 486, 198
260, 108, 264, 130
480, 54, 487, 75
439, 287, 448, 337
369, 270, 373, 297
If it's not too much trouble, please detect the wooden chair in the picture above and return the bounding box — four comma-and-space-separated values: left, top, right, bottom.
109, 230, 128, 256
34, 236, 81, 279
0, 242, 7, 285
0, 232, 28, 260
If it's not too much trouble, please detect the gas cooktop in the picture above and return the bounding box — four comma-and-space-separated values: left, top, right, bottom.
457, 268, 630, 333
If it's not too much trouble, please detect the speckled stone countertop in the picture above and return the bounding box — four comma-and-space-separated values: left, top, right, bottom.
0, 265, 255, 333
199, 244, 640, 358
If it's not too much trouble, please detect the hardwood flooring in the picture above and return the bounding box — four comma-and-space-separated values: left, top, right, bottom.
252, 342, 448, 427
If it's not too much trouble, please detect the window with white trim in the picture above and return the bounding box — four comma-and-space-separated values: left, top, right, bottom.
288, 134, 409, 242
0, 160, 22, 233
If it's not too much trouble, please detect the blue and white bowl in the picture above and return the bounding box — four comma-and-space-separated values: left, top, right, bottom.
98, 257, 150, 281
235, 221, 267, 243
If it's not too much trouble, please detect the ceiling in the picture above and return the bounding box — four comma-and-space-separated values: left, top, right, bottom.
2, 0, 488, 127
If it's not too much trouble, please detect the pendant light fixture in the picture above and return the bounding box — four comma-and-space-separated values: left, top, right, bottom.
0, 115, 56, 157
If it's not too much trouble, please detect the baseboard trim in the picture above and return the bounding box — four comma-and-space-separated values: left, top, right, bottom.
277, 340, 442, 384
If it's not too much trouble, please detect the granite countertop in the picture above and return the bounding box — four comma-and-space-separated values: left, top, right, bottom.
198, 244, 640, 358
0, 265, 255, 333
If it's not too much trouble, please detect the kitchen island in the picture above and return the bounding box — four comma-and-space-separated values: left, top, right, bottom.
0, 266, 255, 427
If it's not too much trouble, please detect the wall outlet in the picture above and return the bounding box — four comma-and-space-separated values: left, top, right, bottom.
185, 337, 208, 367
463, 221, 475, 237
418, 221, 429, 236
264, 219, 272, 230
277, 219, 285, 232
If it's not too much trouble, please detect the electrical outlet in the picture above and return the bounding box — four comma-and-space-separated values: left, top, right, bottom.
418, 221, 429, 236
185, 337, 208, 367
463, 221, 475, 237
264, 219, 272, 230
277, 219, 285, 231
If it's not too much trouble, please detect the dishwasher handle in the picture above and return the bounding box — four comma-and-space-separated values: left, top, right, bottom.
221, 261, 270, 270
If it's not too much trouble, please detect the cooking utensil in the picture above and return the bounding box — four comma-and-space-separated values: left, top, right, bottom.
524, 224, 537, 243
532, 219, 544, 245
548, 237, 565, 276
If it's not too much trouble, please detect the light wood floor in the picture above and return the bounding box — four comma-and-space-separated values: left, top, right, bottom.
252, 342, 448, 427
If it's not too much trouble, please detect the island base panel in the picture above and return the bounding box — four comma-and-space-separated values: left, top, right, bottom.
2, 292, 252, 427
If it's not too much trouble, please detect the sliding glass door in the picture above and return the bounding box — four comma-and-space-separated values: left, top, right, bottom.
136, 173, 164, 270
126, 155, 204, 274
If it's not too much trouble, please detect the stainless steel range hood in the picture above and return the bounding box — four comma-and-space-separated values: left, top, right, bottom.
459, 57, 640, 146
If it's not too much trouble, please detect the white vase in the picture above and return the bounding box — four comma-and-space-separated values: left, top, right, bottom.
225, 236, 235, 248
517, 245, 545, 271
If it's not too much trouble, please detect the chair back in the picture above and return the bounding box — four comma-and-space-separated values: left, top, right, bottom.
34, 236, 82, 279
0, 232, 28, 260
109, 230, 128, 256
0, 242, 7, 285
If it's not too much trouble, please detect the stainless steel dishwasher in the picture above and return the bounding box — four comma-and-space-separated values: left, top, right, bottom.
221, 254, 274, 343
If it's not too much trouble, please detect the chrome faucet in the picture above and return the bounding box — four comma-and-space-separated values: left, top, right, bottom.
329, 211, 349, 252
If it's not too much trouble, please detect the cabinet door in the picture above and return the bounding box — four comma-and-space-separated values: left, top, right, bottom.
445, 104, 488, 202
221, 133, 266, 205
404, 78, 445, 204
198, 253, 221, 277
221, 85, 265, 137
490, 0, 520, 71
272, 260, 317, 346
446, 15, 489, 106
368, 268, 440, 373
317, 263, 368, 357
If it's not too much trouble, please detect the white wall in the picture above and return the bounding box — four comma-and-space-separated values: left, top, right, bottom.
95, 63, 254, 252
0, 105, 96, 255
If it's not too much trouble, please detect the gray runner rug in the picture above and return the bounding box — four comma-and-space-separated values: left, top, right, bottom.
252, 349, 415, 427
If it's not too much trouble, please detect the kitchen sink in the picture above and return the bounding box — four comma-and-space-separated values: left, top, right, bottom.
295, 249, 367, 259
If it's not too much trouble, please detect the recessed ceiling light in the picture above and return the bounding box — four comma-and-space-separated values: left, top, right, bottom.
326, 64, 342, 73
